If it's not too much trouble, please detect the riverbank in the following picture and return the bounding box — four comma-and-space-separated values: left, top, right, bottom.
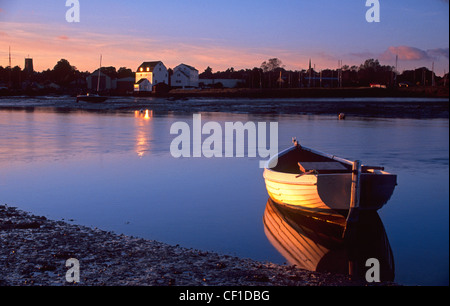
166, 86, 449, 99
0, 95, 448, 119
2, 86, 449, 99
0, 205, 396, 286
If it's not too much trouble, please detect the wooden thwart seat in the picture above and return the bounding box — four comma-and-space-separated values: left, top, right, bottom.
298, 161, 349, 174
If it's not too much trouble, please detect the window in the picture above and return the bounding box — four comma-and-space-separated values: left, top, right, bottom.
146, 67, 150, 72
140, 68, 143, 72
159, 68, 161, 71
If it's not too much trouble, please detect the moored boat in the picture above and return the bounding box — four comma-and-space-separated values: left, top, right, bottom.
76, 55, 108, 103
263, 140, 397, 217
76, 93, 108, 103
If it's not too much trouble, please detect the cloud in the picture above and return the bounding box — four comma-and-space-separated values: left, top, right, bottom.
427, 48, 449, 59
57, 35, 69, 40
382, 46, 429, 61
381, 46, 449, 62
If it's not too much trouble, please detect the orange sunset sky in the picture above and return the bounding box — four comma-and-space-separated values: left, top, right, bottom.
0, 1, 449, 75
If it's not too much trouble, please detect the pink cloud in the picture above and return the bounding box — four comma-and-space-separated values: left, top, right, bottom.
383, 46, 430, 61
57, 35, 69, 40
380, 46, 449, 65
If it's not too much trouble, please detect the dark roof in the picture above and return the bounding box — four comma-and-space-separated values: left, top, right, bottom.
90, 68, 117, 79
137, 61, 162, 72
136, 78, 150, 84
176, 63, 198, 72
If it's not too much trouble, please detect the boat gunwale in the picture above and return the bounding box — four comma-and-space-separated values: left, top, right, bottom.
300, 145, 354, 167
265, 145, 395, 177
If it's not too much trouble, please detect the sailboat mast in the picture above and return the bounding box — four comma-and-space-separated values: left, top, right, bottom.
432, 61, 435, 87
97, 55, 102, 93
8, 46, 12, 88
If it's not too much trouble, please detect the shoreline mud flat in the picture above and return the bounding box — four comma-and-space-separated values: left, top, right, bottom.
166, 87, 449, 99
0, 95, 448, 119
0, 205, 396, 286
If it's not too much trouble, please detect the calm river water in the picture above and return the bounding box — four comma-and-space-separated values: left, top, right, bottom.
0, 97, 448, 285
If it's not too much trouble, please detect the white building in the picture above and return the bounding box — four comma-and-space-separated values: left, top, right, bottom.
171, 64, 199, 88
134, 61, 168, 92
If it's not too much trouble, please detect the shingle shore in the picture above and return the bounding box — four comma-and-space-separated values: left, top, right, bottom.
0, 204, 394, 286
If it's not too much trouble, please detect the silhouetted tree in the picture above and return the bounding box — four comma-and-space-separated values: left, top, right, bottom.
117, 67, 134, 79
53, 59, 77, 86
260, 58, 284, 73
200, 66, 213, 78
360, 59, 381, 71
398, 67, 437, 86
358, 58, 394, 86
99, 66, 118, 79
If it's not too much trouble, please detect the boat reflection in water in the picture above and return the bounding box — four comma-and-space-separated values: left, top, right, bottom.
263, 198, 395, 282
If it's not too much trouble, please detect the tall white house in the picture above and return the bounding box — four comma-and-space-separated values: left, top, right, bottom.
134, 61, 168, 92
171, 64, 199, 89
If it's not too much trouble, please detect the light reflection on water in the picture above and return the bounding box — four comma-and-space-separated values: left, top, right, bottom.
0, 107, 448, 286
263, 199, 395, 282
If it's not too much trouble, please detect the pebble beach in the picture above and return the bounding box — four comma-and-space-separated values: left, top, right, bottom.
0, 204, 396, 286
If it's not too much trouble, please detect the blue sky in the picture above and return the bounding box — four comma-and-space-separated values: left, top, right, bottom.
0, 0, 448, 75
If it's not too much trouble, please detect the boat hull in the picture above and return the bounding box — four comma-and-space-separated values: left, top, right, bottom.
263, 146, 397, 217
76, 96, 108, 103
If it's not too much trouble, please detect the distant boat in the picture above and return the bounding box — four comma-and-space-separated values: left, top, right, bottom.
263, 140, 397, 217
76, 93, 108, 103
76, 55, 108, 103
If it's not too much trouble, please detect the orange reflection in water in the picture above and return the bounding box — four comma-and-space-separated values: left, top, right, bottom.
263, 198, 395, 282
134, 109, 153, 157
134, 109, 153, 120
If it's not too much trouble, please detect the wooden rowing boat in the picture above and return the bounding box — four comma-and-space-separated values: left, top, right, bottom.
263, 140, 397, 217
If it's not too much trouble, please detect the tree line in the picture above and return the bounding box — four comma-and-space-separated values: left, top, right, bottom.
0, 59, 134, 92
0, 57, 447, 93
200, 58, 448, 89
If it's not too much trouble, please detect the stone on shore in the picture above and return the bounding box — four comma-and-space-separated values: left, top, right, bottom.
0, 204, 396, 286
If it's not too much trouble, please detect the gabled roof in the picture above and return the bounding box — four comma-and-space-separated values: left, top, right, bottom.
137, 61, 162, 72
175, 63, 198, 72
136, 78, 150, 84
90, 68, 117, 79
